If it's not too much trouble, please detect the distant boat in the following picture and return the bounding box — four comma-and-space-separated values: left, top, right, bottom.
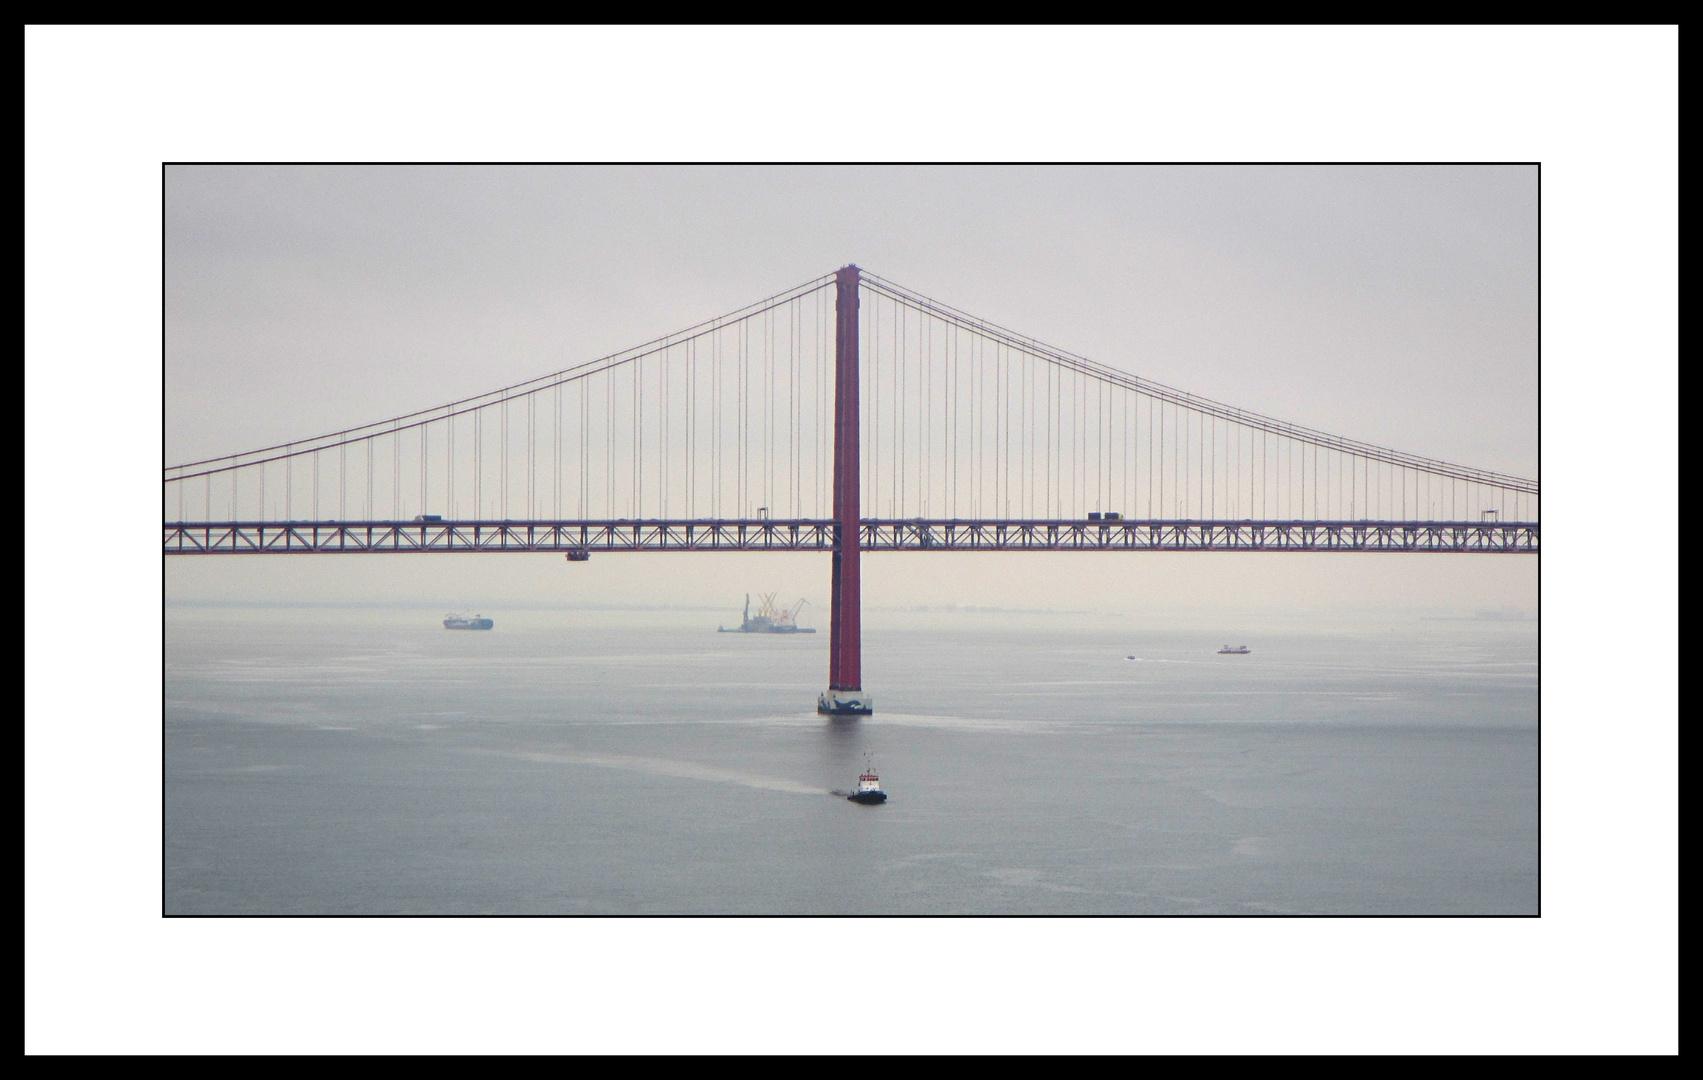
718, 593, 817, 634
1218, 644, 1250, 655
444, 613, 494, 630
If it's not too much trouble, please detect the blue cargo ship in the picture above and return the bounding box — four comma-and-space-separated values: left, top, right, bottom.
443, 613, 494, 630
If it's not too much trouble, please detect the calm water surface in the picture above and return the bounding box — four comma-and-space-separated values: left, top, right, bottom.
164, 608, 1538, 915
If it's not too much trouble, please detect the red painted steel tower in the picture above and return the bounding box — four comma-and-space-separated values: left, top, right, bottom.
819, 265, 872, 716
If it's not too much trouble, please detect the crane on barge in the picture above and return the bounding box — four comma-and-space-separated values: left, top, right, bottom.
720, 593, 816, 634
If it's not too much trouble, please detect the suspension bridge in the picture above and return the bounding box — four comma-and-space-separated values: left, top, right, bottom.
165, 266, 1539, 715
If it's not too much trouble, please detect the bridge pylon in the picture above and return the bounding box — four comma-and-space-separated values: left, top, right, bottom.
819, 264, 872, 717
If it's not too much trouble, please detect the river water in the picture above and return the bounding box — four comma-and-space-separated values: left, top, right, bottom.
164, 606, 1538, 915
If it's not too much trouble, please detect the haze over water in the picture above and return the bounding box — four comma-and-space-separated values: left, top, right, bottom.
164, 606, 1537, 915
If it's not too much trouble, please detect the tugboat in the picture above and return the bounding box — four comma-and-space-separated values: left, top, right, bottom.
1217, 644, 1251, 655
847, 764, 887, 805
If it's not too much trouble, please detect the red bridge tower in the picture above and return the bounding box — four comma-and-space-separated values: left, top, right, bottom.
819, 265, 872, 716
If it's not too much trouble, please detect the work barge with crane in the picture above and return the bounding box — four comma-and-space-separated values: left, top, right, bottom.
720, 593, 816, 634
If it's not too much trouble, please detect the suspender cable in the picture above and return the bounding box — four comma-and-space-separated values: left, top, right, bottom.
791, 300, 798, 517
739, 319, 747, 517
687, 338, 695, 518
768, 309, 775, 516
554, 383, 562, 520
895, 302, 903, 516
712, 325, 721, 519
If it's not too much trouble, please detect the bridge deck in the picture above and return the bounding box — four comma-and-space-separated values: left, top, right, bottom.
163, 518, 1538, 554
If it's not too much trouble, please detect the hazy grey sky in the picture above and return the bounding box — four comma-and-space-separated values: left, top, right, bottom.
165, 164, 1538, 614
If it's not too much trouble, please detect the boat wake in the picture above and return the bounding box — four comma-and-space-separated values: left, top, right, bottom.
503, 748, 826, 796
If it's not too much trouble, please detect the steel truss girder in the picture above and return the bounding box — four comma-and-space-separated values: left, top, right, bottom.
861, 519, 1539, 553
163, 519, 1538, 554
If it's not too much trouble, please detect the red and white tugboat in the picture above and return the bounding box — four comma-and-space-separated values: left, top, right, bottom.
847, 764, 887, 804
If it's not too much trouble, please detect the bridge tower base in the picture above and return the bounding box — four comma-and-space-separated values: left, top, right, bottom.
823, 264, 868, 716
817, 688, 873, 716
